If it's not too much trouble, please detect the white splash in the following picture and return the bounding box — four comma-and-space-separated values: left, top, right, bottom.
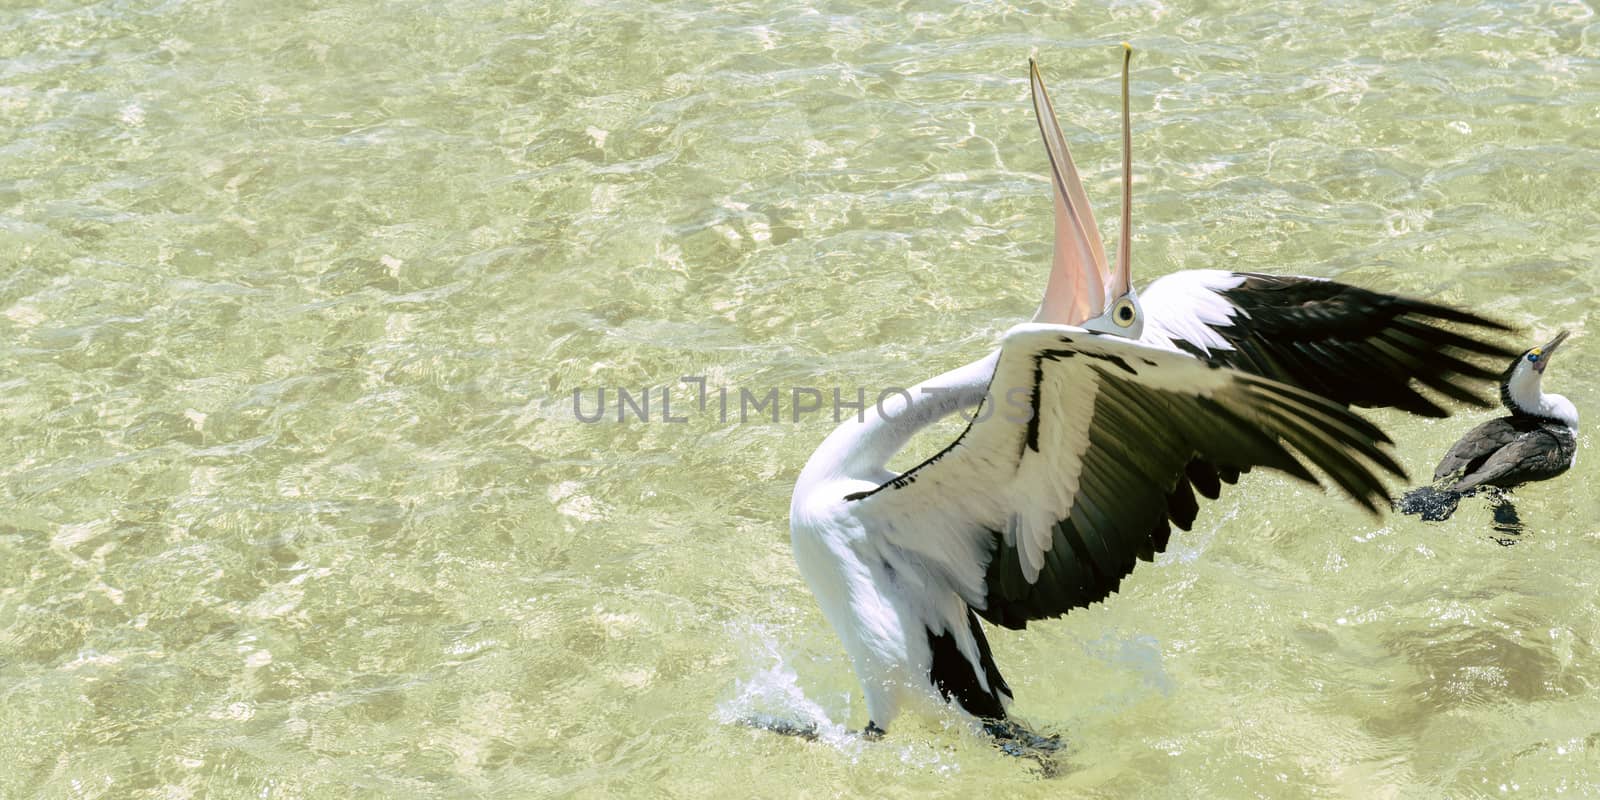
714, 622, 853, 749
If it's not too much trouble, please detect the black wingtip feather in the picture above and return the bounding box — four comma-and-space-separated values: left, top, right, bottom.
1185, 459, 1222, 499
1247, 379, 1395, 446
1394, 297, 1518, 335
1194, 274, 1523, 417
1388, 316, 1521, 358
1166, 475, 1200, 531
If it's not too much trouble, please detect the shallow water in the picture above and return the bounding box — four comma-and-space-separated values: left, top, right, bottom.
1, 0, 1598, 797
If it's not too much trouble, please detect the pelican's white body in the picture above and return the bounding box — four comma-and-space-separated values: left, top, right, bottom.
789, 355, 998, 726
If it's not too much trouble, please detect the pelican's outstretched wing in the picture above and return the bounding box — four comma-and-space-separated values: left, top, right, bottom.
1136, 270, 1518, 417
845, 324, 1405, 630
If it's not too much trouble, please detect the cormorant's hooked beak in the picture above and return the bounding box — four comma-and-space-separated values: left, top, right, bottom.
1030, 45, 1134, 326
1532, 329, 1570, 373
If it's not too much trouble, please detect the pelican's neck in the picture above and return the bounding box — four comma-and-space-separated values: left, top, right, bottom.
1503, 363, 1579, 428
797, 350, 1000, 489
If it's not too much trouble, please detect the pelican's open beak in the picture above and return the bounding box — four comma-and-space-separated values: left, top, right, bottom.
1533, 329, 1570, 373
1030, 45, 1134, 326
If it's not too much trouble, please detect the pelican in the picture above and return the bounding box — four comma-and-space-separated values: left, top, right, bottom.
788, 47, 1515, 741
1400, 331, 1578, 522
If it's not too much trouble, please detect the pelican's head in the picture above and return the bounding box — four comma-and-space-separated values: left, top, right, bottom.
1502, 329, 1576, 423
1030, 45, 1143, 341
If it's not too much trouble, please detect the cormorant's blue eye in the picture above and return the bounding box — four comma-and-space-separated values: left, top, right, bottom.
1528, 353, 1540, 362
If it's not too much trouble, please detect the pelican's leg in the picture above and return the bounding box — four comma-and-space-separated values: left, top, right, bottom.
738, 713, 819, 740
737, 715, 882, 742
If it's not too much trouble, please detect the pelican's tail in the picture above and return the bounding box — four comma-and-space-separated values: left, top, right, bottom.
1398, 485, 1463, 521
928, 607, 1012, 721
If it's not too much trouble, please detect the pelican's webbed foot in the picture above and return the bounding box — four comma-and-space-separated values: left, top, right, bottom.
982, 718, 1065, 776
738, 713, 819, 740
983, 718, 1062, 752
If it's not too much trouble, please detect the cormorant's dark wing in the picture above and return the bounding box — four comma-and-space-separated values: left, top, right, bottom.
1432, 417, 1526, 483
1444, 421, 1575, 491
1138, 271, 1518, 417
847, 323, 1405, 630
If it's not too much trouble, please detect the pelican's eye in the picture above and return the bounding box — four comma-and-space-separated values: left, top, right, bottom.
1112, 299, 1136, 327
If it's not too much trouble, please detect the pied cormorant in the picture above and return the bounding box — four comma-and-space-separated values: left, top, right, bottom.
1401, 330, 1578, 521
